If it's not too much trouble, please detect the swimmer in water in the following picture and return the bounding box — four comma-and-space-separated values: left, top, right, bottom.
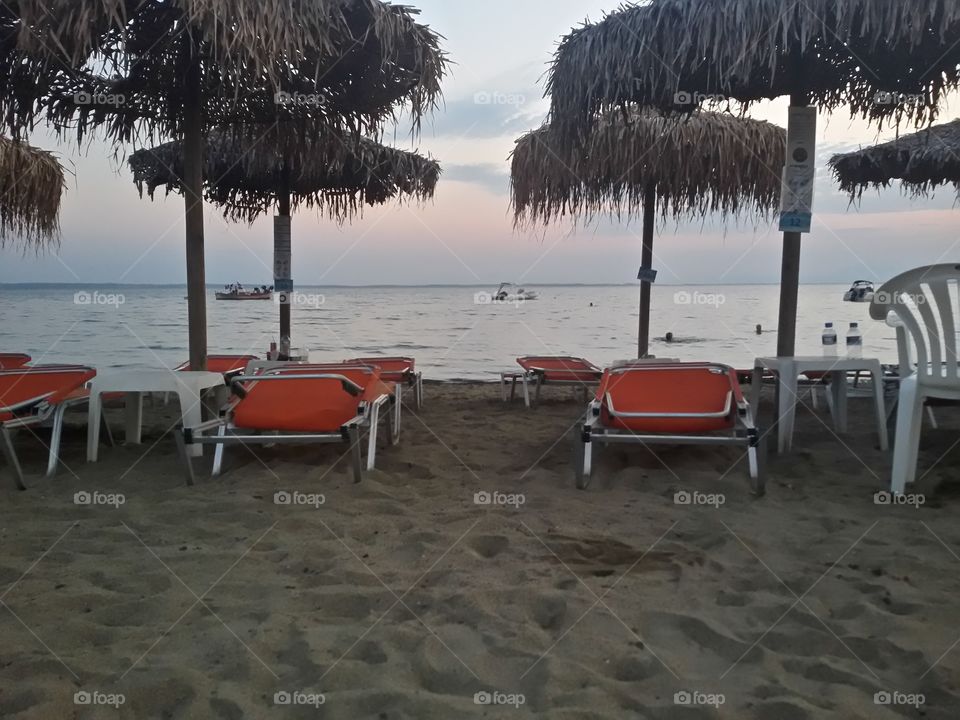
665, 332, 674, 343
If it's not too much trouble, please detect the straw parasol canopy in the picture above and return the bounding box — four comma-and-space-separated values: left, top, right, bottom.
129, 130, 441, 222
548, 0, 960, 136
512, 110, 785, 225
829, 120, 960, 199
511, 110, 785, 356
546, 0, 960, 358
128, 127, 440, 349
2, 0, 447, 140
0, 136, 65, 249
0, 0, 446, 370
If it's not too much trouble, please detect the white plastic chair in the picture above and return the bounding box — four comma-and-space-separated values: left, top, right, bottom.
870, 264, 960, 494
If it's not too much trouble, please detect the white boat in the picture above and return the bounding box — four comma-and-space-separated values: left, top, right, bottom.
216, 284, 273, 301
495, 282, 538, 302
843, 280, 874, 303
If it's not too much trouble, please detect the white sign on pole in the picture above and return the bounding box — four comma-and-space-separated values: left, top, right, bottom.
779, 106, 817, 234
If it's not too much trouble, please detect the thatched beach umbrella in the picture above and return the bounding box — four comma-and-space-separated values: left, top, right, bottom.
512, 110, 785, 357
129, 128, 440, 349
548, 0, 960, 357
0, 137, 65, 249
829, 119, 960, 199
0, 0, 445, 370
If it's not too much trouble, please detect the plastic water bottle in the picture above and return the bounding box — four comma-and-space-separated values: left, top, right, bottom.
822, 322, 838, 356
846, 323, 863, 358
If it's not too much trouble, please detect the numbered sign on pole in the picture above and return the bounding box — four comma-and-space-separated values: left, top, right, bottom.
779, 107, 817, 234
274, 216, 292, 302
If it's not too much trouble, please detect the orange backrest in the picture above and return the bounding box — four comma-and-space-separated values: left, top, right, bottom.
177, 355, 259, 374
598, 364, 740, 433
0, 353, 31, 369
346, 357, 415, 382
517, 356, 601, 382
232, 366, 380, 432
0, 365, 96, 422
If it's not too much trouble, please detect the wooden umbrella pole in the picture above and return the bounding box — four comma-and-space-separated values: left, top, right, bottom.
776, 90, 812, 358
182, 38, 207, 372
277, 183, 292, 351
638, 184, 656, 358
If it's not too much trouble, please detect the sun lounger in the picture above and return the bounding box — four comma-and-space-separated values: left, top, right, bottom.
508, 356, 603, 407
345, 357, 423, 408
0, 353, 31, 369
175, 364, 400, 484
0, 365, 98, 488
574, 362, 763, 493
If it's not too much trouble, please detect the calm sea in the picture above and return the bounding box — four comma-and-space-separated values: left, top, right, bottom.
0, 284, 899, 380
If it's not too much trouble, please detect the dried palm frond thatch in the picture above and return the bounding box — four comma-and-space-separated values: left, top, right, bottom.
1, 0, 447, 142
128, 128, 441, 223
511, 110, 785, 226
548, 0, 960, 137
0, 136, 65, 249
829, 120, 960, 199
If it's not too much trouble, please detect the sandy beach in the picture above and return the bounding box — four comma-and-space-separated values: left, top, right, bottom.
1, 382, 958, 719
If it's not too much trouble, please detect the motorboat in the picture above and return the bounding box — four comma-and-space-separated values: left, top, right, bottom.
495, 282, 538, 302
216, 284, 273, 301
843, 280, 874, 303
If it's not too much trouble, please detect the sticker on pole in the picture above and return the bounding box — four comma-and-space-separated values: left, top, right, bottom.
637, 268, 658, 283
779, 107, 817, 234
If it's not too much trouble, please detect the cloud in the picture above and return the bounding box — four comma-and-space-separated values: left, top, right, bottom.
443, 163, 511, 194
427, 91, 547, 139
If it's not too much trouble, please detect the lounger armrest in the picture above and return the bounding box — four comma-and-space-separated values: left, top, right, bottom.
229, 379, 249, 399
605, 391, 734, 419
0, 392, 55, 416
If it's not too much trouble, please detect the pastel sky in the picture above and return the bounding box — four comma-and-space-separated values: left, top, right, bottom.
1, 0, 958, 286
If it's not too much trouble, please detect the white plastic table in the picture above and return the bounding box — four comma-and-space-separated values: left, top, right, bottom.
86, 370, 226, 460
752, 356, 888, 453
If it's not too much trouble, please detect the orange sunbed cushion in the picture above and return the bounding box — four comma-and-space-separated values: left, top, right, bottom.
598, 366, 736, 433
0, 366, 96, 422
0, 353, 31, 369
178, 355, 259, 374
517, 356, 601, 382
232, 367, 380, 433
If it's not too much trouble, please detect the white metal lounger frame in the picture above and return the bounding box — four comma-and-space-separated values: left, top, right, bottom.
574, 364, 763, 494
0, 367, 110, 489
174, 371, 401, 485
517, 357, 602, 408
